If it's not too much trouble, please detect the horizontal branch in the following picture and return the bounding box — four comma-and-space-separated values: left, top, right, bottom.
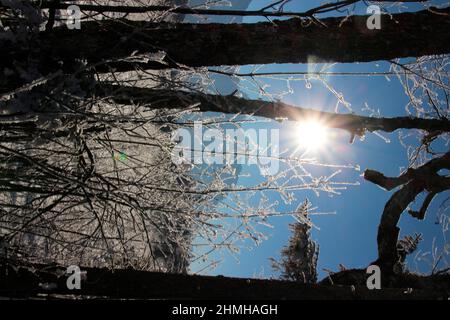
364, 151, 450, 190
97, 85, 450, 134
208, 69, 399, 77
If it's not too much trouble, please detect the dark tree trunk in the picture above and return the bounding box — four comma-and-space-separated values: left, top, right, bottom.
1, 262, 448, 300
28, 7, 450, 71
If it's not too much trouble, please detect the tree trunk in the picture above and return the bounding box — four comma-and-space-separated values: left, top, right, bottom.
27, 7, 450, 71
1, 262, 448, 300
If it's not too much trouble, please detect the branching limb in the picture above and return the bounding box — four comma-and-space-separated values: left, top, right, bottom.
364, 151, 450, 272
408, 191, 437, 220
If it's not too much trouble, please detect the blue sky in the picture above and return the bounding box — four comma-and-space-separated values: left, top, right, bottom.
194, 62, 449, 280
187, 0, 449, 280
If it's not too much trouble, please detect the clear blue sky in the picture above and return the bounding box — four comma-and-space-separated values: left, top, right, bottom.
187, 0, 449, 280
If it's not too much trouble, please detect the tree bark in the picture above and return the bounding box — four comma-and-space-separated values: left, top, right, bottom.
3, 7, 449, 93
1, 262, 448, 300
8, 7, 449, 72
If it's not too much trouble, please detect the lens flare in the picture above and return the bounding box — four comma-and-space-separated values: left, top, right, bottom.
296, 120, 328, 151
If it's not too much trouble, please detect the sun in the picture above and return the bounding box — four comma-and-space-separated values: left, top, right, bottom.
296, 120, 328, 152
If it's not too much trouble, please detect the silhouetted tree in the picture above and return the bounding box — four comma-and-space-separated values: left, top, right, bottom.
270, 200, 319, 284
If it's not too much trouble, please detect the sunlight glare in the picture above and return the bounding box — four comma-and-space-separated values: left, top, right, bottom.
296, 120, 328, 151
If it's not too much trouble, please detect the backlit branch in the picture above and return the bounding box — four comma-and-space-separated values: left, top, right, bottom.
97, 85, 450, 135
364, 151, 450, 271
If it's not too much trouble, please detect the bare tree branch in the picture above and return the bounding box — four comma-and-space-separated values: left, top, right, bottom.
97, 85, 450, 135
364, 151, 450, 272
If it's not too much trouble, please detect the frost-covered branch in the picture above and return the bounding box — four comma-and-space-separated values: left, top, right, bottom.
97, 84, 450, 135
